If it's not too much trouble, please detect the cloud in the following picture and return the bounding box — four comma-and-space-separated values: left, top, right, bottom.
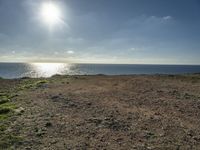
129, 48, 136, 51
67, 50, 74, 54
163, 16, 172, 20
147, 15, 173, 22
124, 15, 173, 29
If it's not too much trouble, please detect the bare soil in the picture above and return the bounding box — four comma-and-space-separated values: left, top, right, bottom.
1, 75, 200, 149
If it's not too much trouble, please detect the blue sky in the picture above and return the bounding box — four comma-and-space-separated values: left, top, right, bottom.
0, 0, 200, 64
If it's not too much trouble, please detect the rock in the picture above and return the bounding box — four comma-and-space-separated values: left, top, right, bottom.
50, 139, 58, 144
36, 128, 46, 137
45, 122, 52, 127
86, 102, 92, 106
51, 95, 60, 101
143, 131, 155, 139
15, 107, 25, 114
193, 136, 200, 142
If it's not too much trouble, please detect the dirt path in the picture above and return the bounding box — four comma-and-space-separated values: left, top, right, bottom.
1, 75, 200, 149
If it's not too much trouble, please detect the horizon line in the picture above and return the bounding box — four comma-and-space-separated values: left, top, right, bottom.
0, 61, 200, 66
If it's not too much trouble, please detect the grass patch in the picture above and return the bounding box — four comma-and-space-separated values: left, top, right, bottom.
0, 92, 7, 96
0, 95, 22, 149
0, 95, 12, 120
8, 94, 18, 99
0, 108, 11, 114
0, 102, 16, 121
0, 114, 9, 121
0, 81, 23, 149
0, 94, 10, 104
35, 80, 48, 84
0, 102, 17, 110
0, 93, 10, 104
0, 134, 22, 149
0, 99, 9, 105
0, 95, 9, 99
0, 125, 6, 131
0, 92, 18, 102
35, 80, 48, 87
19, 80, 48, 90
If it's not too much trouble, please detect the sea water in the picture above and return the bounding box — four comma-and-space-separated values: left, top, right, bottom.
0, 63, 200, 79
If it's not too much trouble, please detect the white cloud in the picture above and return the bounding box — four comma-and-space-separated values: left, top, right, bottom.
128, 47, 143, 52
67, 50, 74, 54
163, 16, 172, 20
148, 15, 173, 22
12, 51, 16, 54
130, 48, 136, 51
125, 15, 173, 29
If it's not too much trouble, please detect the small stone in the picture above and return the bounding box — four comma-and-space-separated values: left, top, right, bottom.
51, 95, 59, 99
45, 122, 52, 127
15, 107, 25, 114
51, 139, 58, 144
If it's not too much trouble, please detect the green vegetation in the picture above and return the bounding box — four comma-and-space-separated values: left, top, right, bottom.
0, 114, 9, 121
0, 99, 9, 105
0, 134, 22, 149
19, 79, 48, 90
0, 79, 49, 149
0, 79, 50, 148
0, 92, 22, 149
0, 102, 17, 110
0, 125, 6, 131
0, 100, 16, 121
0, 93, 9, 98
0, 92, 6, 96
0, 107, 11, 114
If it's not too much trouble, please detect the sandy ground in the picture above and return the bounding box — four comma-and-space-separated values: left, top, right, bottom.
1, 75, 200, 149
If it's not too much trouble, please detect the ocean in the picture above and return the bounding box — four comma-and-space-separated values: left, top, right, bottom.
0, 63, 200, 79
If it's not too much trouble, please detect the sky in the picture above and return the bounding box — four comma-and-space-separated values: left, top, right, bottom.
0, 0, 200, 64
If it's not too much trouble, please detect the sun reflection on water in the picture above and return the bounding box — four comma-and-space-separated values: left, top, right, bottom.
28, 63, 71, 77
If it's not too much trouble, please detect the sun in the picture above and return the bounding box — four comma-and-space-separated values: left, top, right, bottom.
40, 2, 61, 26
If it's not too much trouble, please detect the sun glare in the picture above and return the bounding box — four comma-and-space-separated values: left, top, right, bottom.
40, 2, 61, 26
31, 63, 70, 77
